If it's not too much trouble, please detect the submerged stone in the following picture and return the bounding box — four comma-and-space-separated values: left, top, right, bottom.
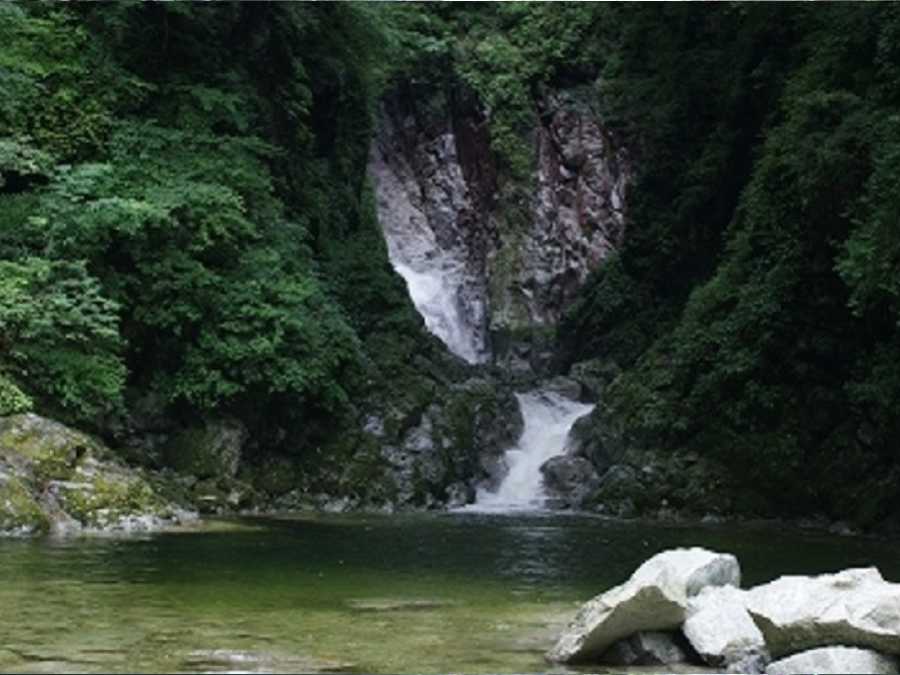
346, 598, 455, 612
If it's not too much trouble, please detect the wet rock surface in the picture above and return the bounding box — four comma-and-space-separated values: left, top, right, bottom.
370, 86, 631, 356
0, 414, 194, 536
378, 377, 523, 508
509, 91, 629, 328
540, 455, 600, 509
370, 94, 492, 364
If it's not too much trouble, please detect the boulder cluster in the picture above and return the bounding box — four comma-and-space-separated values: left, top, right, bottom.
547, 547, 900, 674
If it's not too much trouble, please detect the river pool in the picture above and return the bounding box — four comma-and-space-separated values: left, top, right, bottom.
2, 512, 899, 674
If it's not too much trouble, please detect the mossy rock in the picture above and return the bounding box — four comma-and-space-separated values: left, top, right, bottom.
51, 462, 170, 529
0, 414, 187, 535
0, 474, 49, 535
440, 377, 522, 461
0, 413, 101, 484
191, 476, 258, 514
239, 455, 300, 498
163, 420, 246, 480
568, 359, 622, 400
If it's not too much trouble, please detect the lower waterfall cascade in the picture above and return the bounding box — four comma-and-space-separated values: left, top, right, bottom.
470, 391, 595, 511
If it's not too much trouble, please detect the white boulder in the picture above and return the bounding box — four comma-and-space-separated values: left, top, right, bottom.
683, 585, 769, 672
546, 547, 740, 663
746, 567, 900, 658
766, 646, 899, 675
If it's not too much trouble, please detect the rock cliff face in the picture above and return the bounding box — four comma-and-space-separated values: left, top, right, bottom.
499, 91, 629, 329
370, 92, 493, 364
370, 87, 631, 365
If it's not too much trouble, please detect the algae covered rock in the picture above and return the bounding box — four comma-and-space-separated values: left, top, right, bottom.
47, 460, 171, 531
0, 473, 49, 535
0, 413, 191, 535
0, 413, 101, 483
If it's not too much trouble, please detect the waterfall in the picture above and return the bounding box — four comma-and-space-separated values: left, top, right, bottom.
370, 127, 490, 365
388, 252, 486, 365
471, 391, 594, 511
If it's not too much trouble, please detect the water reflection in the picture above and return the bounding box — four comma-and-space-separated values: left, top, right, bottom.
1, 513, 899, 674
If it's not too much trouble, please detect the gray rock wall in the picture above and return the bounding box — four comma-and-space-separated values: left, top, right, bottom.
370, 87, 631, 364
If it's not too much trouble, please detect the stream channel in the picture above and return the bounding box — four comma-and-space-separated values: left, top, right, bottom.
3, 512, 900, 674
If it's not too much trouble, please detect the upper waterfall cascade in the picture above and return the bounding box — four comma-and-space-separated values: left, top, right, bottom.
471, 391, 595, 511
370, 136, 489, 365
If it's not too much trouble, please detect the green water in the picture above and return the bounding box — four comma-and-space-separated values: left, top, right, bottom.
2, 512, 899, 674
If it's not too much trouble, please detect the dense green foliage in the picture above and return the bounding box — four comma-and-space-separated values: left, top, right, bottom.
3, 2, 899, 524
554, 5, 900, 525
380, 2, 900, 524
0, 2, 435, 452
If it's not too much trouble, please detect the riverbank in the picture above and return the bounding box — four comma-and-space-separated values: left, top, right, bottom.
4, 409, 899, 542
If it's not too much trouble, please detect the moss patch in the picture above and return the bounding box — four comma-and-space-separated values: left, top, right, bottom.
0, 414, 100, 483
0, 475, 49, 535
54, 469, 169, 528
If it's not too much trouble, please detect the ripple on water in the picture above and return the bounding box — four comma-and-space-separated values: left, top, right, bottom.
2, 512, 900, 674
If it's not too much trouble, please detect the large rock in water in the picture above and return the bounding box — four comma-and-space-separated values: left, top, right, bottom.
546, 547, 740, 663
745, 567, 900, 658
766, 647, 899, 675
683, 585, 769, 673
540, 455, 600, 509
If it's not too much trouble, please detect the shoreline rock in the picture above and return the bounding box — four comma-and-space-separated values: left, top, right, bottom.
745, 568, 900, 658
547, 547, 900, 674
546, 547, 740, 663
766, 646, 899, 675
0, 414, 196, 537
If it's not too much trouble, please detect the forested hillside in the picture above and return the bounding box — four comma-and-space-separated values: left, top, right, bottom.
2, 3, 898, 528
0, 3, 447, 451
556, 4, 900, 527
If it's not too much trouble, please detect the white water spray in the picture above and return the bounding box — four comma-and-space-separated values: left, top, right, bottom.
471, 391, 594, 511
390, 254, 486, 365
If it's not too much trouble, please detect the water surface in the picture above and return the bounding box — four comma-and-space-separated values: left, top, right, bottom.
2, 512, 899, 674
